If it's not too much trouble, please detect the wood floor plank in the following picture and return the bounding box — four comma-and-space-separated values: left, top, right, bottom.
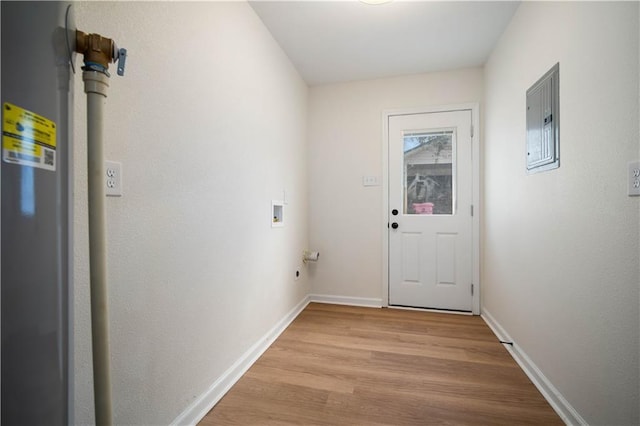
200, 303, 563, 425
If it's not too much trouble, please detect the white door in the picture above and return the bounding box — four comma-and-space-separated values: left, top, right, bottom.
388, 110, 473, 312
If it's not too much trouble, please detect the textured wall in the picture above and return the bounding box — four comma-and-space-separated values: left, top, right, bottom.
483, 2, 639, 424
72, 2, 309, 424
307, 69, 483, 300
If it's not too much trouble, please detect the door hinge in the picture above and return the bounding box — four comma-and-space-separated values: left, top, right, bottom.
471, 204, 474, 217
471, 283, 474, 296
470, 124, 474, 138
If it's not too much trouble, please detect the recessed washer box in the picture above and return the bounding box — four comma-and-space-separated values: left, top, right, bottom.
526, 63, 559, 174
272, 200, 284, 227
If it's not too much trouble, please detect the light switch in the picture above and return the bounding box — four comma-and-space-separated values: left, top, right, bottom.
629, 161, 640, 196
105, 161, 122, 197
363, 175, 379, 187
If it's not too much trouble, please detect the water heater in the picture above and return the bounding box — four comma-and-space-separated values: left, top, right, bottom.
1, 2, 72, 424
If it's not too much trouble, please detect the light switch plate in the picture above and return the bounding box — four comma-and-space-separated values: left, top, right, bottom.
363, 175, 379, 187
629, 161, 640, 196
105, 161, 122, 197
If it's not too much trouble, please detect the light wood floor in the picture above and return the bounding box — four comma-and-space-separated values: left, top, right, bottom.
200, 303, 563, 425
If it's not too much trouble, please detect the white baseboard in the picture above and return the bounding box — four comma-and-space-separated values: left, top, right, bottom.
481, 308, 587, 426
170, 295, 311, 426
309, 294, 382, 308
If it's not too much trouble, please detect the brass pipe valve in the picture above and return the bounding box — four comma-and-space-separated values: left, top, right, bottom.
75, 30, 127, 77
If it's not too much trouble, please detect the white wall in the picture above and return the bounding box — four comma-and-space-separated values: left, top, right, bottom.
69, 2, 640, 424
72, 2, 309, 424
483, 2, 639, 425
307, 69, 483, 302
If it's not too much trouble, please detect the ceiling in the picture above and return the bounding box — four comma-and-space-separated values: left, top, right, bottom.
249, 1, 520, 86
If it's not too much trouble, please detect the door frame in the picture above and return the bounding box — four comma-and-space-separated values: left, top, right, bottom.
381, 104, 480, 314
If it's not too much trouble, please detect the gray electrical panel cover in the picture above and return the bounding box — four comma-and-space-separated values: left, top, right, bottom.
526, 63, 559, 173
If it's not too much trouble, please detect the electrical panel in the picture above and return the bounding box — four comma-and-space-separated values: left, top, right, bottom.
526, 63, 559, 173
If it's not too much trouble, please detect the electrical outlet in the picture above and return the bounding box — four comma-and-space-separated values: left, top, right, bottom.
105, 161, 122, 197
629, 161, 640, 196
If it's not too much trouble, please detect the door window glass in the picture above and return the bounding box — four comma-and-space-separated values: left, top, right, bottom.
403, 130, 454, 215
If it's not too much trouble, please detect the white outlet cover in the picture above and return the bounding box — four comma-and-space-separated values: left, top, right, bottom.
629, 161, 640, 196
105, 161, 122, 197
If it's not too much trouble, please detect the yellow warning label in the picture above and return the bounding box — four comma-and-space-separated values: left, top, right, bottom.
2, 102, 57, 171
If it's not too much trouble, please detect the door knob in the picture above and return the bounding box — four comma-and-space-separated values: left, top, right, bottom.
392, 209, 398, 216
391, 222, 399, 229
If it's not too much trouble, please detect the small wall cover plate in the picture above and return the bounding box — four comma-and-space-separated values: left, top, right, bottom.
629, 161, 640, 196
105, 161, 122, 196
